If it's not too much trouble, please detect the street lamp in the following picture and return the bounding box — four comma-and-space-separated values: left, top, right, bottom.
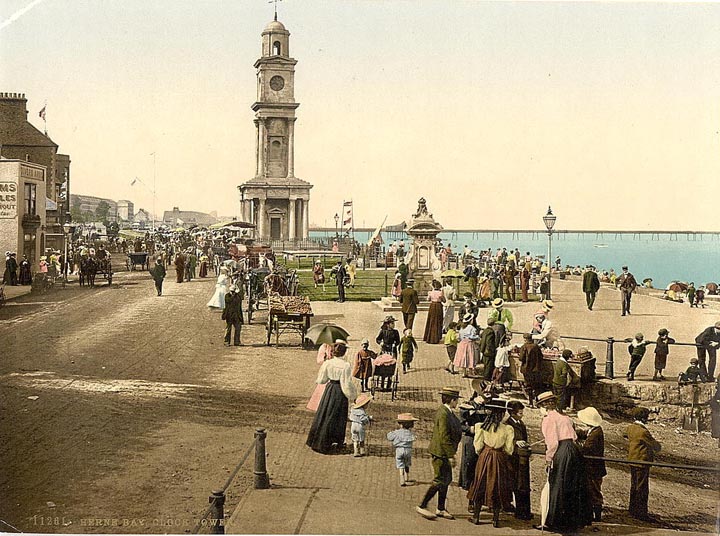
62, 222, 71, 283
334, 213, 339, 238
542, 206, 557, 300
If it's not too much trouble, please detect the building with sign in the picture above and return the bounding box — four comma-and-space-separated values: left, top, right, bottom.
0, 92, 71, 252
238, 17, 312, 242
0, 158, 47, 266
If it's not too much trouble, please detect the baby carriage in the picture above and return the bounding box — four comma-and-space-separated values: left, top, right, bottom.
370, 353, 399, 401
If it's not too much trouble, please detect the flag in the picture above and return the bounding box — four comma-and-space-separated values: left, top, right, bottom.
38, 106, 46, 120
342, 200, 353, 231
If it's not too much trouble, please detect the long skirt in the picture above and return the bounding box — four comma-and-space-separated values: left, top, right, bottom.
654, 352, 668, 370
306, 380, 349, 454
545, 439, 593, 531
423, 302, 444, 344
199, 261, 208, 278
453, 339, 478, 369
467, 445, 513, 510
443, 304, 455, 331
458, 435, 479, 490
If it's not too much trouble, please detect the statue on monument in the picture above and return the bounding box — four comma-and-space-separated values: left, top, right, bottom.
413, 197, 431, 218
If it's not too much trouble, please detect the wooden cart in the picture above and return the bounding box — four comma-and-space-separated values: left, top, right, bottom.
266, 294, 313, 348
509, 348, 596, 386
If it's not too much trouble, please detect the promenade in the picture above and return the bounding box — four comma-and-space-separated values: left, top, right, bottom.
227, 277, 719, 535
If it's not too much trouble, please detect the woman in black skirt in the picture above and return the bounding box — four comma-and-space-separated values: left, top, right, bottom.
306, 340, 358, 454
536, 391, 593, 532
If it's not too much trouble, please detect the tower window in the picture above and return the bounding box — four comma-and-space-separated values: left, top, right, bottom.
273, 41, 281, 55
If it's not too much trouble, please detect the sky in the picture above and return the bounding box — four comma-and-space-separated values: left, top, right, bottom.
1, 0, 719, 231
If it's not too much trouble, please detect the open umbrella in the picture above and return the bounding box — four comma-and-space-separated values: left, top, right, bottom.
440, 269, 465, 278
306, 323, 350, 346
706, 282, 718, 295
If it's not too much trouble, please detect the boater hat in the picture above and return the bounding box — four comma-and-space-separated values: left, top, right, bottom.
439, 386, 462, 399
542, 299, 554, 310
536, 391, 557, 405
397, 413, 419, 422
492, 298, 504, 308
577, 407, 603, 427
463, 313, 474, 323
353, 393, 373, 409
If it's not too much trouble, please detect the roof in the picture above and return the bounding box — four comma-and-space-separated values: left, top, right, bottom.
264, 20, 286, 32
0, 121, 58, 148
162, 209, 218, 226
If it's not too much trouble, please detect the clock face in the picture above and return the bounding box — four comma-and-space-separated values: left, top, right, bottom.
269, 75, 285, 91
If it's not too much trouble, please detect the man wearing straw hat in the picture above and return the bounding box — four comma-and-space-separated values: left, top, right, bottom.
417, 387, 462, 520
488, 298, 513, 331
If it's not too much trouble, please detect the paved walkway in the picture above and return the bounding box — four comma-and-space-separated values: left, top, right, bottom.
225, 281, 718, 534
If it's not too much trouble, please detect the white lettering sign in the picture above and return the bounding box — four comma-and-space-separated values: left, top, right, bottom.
0, 181, 17, 218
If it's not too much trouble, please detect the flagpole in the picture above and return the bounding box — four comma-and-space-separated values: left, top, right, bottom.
151, 152, 156, 233
43, 100, 47, 136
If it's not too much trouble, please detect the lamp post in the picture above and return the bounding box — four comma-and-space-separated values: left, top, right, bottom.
542, 206, 557, 300
62, 222, 71, 283
334, 213, 339, 238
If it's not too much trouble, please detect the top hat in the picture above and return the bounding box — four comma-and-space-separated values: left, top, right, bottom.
577, 407, 603, 427
439, 386, 462, 399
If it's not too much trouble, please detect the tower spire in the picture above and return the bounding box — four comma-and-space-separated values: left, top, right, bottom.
269, 0, 282, 21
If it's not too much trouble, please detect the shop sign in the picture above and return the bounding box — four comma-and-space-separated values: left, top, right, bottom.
0, 181, 18, 218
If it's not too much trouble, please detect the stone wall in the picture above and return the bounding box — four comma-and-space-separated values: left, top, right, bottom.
588, 379, 715, 429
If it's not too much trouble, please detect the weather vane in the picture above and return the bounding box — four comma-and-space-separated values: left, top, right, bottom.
269, 0, 283, 21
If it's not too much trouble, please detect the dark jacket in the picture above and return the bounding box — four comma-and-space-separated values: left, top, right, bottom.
150, 263, 166, 282
580, 426, 607, 479
222, 291, 244, 323
478, 326, 496, 358
399, 287, 419, 313
582, 270, 600, 293
626, 422, 661, 463
428, 405, 462, 459
695, 326, 720, 349
376, 327, 400, 354
519, 341, 543, 375
552, 358, 570, 388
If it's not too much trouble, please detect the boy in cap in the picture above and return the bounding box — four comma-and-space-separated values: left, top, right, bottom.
417, 387, 463, 520
387, 413, 418, 486
350, 394, 373, 457
653, 329, 675, 381
678, 358, 702, 384
149, 256, 166, 296
625, 407, 661, 520
626, 333, 654, 381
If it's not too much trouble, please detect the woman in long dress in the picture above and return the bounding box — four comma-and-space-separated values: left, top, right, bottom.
453, 314, 479, 377
423, 280, 445, 344
467, 401, 515, 527
207, 267, 231, 309
535, 391, 593, 532
306, 341, 358, 454
442, 279, 457, 331
19, 255, 32, 285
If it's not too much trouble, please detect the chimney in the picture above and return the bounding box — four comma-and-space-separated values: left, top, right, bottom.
0, 92, 29, 124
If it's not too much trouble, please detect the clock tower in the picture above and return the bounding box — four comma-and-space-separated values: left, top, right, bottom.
239, 17, 312, 242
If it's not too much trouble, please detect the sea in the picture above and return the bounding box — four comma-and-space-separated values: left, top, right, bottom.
309, 230, 720, 289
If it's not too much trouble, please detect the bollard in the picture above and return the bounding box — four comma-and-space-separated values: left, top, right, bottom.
384, 273, 388, 296
515, 447, 532, 520
254, 428, 270, 489
208, 490, 225, 534
605, 337, 615, 379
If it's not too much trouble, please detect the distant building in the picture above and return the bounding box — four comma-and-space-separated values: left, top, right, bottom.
0, 92, 71, 252
0, 158, 47, 266
70, 194, 118, 222
134, 208, 151, 223
117, 199, 134, 221
162, 207, 218, 228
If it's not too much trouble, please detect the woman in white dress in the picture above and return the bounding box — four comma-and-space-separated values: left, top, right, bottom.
207, 267, 231, 309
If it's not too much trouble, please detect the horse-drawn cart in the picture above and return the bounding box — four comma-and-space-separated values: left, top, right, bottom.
126, 251, 150, 271
266, 293, 313, 348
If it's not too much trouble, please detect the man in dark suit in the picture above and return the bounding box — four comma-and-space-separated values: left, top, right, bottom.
625, 407, 661, 520
695, 321, 720, 382
417, 387, 462, 520
582, 265, 601, 310
617, 266, 637, 316
399, 279, 419, 329
479, 320, 497, 380
333, 260, 347, 303
222, 285, 244, 346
